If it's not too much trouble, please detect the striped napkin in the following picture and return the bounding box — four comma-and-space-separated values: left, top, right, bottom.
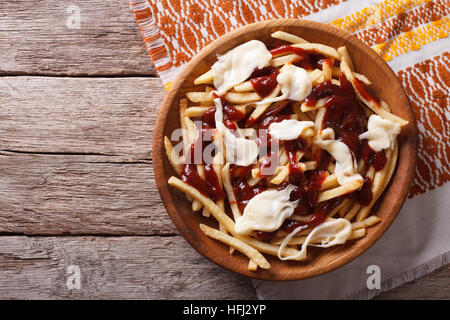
129, 0, 449, 299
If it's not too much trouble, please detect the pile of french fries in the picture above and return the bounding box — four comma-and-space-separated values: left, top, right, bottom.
164, 31, 408, 271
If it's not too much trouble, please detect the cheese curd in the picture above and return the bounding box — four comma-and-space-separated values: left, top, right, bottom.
359, 115, 401, 152
268, 119, 314, 141
315, 128, 363, 185
214, 98, 258, 166
277, 64, 312, 101
278, 218, 352, 260
212, 40, 272, 95
254, 64, 313, 105
235, 185, 298, 235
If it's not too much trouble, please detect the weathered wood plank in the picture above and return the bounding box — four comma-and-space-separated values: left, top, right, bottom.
0, 77, 163, 156
0, 77, 172, 235
0, 152, 174, 235
0, 0, 155, 75
0, 236, 256, 299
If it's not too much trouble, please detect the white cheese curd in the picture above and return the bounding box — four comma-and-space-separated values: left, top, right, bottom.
268, 119, 314, 141
315, 128, 363, 185
214, 98, 258, 166
254, 64, 312, 105
277, 64, 312, 101
212, 40, 272, 95
235, 185, 298, 235
359, 115, 401, 152
278, 218, 352, 260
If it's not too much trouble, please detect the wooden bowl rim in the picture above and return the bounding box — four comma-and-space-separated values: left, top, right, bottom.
152, 19, 417, 281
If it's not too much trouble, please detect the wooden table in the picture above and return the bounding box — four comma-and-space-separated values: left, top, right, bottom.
0, 0, 448, 299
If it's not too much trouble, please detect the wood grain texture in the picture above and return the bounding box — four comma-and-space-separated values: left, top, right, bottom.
0, 152, 174, 236
153, 19, 417, 281
0, 0, 156, 76
0, 77, 176, 235
0, 236, 256, 299
0, 76, 162, 156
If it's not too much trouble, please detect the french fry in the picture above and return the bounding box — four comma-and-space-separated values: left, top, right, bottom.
199, 224, 270, 269
272, 216, 338, 242
184, 116, 197, 143
328, 200, 348, 217
186, 91, 215, 103
344, 203, 361, 221
337, 46, 354, 71
272, 228, 366, 245
321, 174, 338, 190
322, 59, 333, 81
247, 86, 281, 122
332, 66, 370, 85
291, 43, 340, 60
213, 153, 227, 233
234, 81, 254, 92
164, 135, 198, 208
354, 73, 371, 85
309, 69, 323, 83
270, 166, 290, 184
314, 107, 326, 132
340, 60, 408, 126
381, 100, 391, 111
185, 106, 213, 118
318, 180, 364, 203
243, 235, 304, 260
187, 90, 263, 105
290, 214, 314, 222
168, 176, 234, 230
251, 167, 260, 179
164, 136, 182, 175
179, 98, 190, 156
192, 200, 203, 212
194, 69, 214, 85
226, 92, 262, 104
343, 165, 375, 220
271, 54, 298, 67
301, 98, 327, 112
201, 87, 214, 106
202, 206, 211, 217
271, 31, 309, 44
248, 259, 258, 271
331, 79, 340, 86
352, 215, 381, 230
357, 142, 398, 221
339, 198, 354, 217
302, 161, 317, 170
292, 102, 314, 121
349, 228, 366, 239
247, 176, 264, 187
221, 164, 242, 220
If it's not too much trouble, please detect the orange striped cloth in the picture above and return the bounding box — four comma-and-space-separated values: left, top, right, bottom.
129, 0, 449, 299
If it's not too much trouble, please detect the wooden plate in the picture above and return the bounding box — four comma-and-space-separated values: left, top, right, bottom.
152, 19, 417, 280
